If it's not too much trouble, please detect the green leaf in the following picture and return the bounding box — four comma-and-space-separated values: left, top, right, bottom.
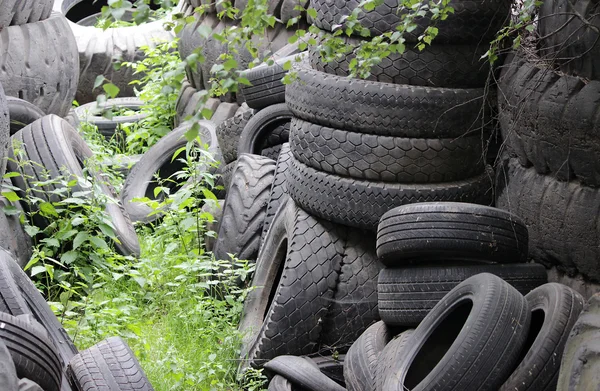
2, 191, 20, 202
39, 202, 59, 217
73, 232, 89, 249
93, 75, 106, 90
41, 238, 60, 248
103, 83, 120, 98
201, 108, 213, 120
282, 60, 292, 71
3, 172, 20, 179
60, 251, 79, 265
184, 125, 199, 142
98, 223, 116, 239
307, 7, 317, 18
90, 236, 109, 250
30, 266, 46, 277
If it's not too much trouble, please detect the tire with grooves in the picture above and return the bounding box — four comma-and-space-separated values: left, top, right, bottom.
260, 143, 292, 244
67, 337, 153, 391
6, 97, 45, 136
264, 356, 345, 391
216, 109, 255, 164
74, 98, 146, 138
287, 155, 494, 231
0, 84, 9, 178
0, 250, 28, 315
285, 66, 487, 138
0, 0, 53, 29
212, 154, 276, 264
377, 264, 547, 327
0, 193, 33, 268
237, 103, 292, 157
178, 14, 218, 90
375, 330, 414, 391
0, 13, 79, 117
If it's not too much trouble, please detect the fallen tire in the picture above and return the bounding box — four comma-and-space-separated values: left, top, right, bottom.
216, 109, 255, 164
376, 202, 529, 265
67, 336, 153, 391
0, 12, 79, 117
379, 273, 530, 391
264, 356, 345, 391
496, 158, 600, 282
219, 161, 237, 190
500, 283, 585, 391
377, 264, 547, 327
212, 154, 276, 264
8, 115, 140, 256
0, 0, 53, 29
289, 117, 485, 183
498, 52, 600, 187
121, 120, 221, 223
0, 312, 62, 391
260, 143, 292, 244
6, 97, 45, 136
74, 98, 146, 138
288, 155, 494, 231
344, 321, 393, 391
237, 103, 292, 157
286, 66, 487, 138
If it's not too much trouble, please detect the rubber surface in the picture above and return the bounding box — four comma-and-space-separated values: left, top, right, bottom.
6, 97, 45, 136
260, 143, 292, 245
264, 356, 345, 391
238, 103, 292, 157
216, 109, 255, 164
75, 98, 146, 138
0, 0, 53, 29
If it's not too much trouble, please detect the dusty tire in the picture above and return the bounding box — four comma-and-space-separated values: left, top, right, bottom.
0, 85, 10, 179
237, 103, 292, 157
0, 192, 32, 269
375, 330, 414, 391
260, 143, 292, 244
0, 249, 28, 315
178, 14, 218, 90
74, 98, 146, 138
6, 97, 45, 136
264, 356, 345, 391
0, 0, 53, 29
216, 109, 255, 164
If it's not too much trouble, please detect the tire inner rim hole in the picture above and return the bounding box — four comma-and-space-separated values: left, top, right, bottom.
263, 239, 287, 322
65, 0, 160, 23
145, 159, 188, 200
404, 300, 473, 389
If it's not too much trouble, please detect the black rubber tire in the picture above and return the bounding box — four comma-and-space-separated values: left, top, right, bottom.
121, 120, 221, 224
0, 86, 8, 179
310, 37, 490, 88
6, 97, 45, 136
268, 375, 296, 391
8, 115, 140, 257
498, 52, 600, 187
0, 13, 79, 117
538, 0, 600, 80
0, 0, 53, 29
288, 155, 494, 231
220, 161, 237, 191
375, 330, 414, 391
74, 98, 146, 138
238, 103, 292, 158
377, 264, 548, 327
240, 52, 306, 110
280, 0, 308, 23
260, 143, 292, 245
67, 336, 153, 391
379, 273, 530, 391
0, 186, 32, 268
264, 356, 345, 391
310, 0, 511, 42
238, 198, 347, 367
289, 117, 485, 183
286, 66, 487, 138
343, 321, 393, 391
174, 80, 198, 126
0, 249, 29, 315
376, 202, 529, 265
307, 355, 345, 387
500, 283, 585, 391
0, 338, 19, 391
496, 158, 600, 282
211, 102, 239, 125
216, 109, 256, 164
213, 154, 276, 264
178, 14, 217, 90
0, 312, 62, 391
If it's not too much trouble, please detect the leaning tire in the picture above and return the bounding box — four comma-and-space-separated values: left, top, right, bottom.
237, 103, 292, 157
260, 143, 292, 244
74, 98, 146, 138
216, 109, 255, 164
6, 97, 45, 136
0, 249, 29, 315
0, 192, 33, 268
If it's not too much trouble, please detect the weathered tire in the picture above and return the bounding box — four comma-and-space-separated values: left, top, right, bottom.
379, 273, 530, 391
0, 192, 33, 268
500, 283, 584, 391
0, 338, 19, 391
496, 158, 600, 282
0, 85, 10, 179
0, 312, 62, 391
286, 66, 487, 138
213, 154, 276, 264
178, 14, 218, 90
0, 13, 79, 117
216, 109, 255, 164
6, 97, 45, 136
288, 155, 494, 231
260, 143, 292, 244
201, 199, 223, 253
0, 0, 53, 29
237, 103, 292, 156
289, 117, 485, 183
264, 356, 345, 391
375, 330, 414, 391
67, 337, 153, 391
268, 375, 295, 391
376, 202, 529, 265
310, 0, 511, 42
377, 264, 547, 327
121, 120, 221, 223
220, 161, 237, 190
74, 98, 146, 138
8, 115, 140, 256
498, 52, 600, 187
0, 248, 29, 315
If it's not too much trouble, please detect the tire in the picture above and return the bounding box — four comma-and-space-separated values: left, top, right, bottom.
240, 52, 306, 110
212, 154, 276, 264
263, 355, 345, 391
280, 0, 308, 23
0, 312, 62, 391
498, 52, 600, 187
220, 161, 237, 190
0, 249, 29, 315
309, 37, 490, 88
6, 97, 45, 136
17, 378, 44, 391
0, 188, 32, 268
288, 155, 494, 231
310, 0, 511, 42
0, 85, 7, 179
376, 202, 528, 265
496, 158, 600, 282
500, 283, 584, 391
0, 338, 19, 391
268, 375, 296, 391
121, 120, 220, 224
8, 115, 140, 257
211, 102, 239, 125
379, 273, 530, 391
216, 109, 255, 164
375, 330, 414, 391
377, 264, 547, 327
67, 337, 153, 391
306, 355, 345, 387
289, 117, 485, 183
260, 143, 292, 245
238, 198, 347, 367
178, 14, 218, 90
237, 103, 292, 156
344, 321, 393, 391
0, 0, 53, 29
286, 66, 487, 138
0, 13, 79, 117
174, 80, 198, 126
538, 0, 600, 80
74, 98, 146, 138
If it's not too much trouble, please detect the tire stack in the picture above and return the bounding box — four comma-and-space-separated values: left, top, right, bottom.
495, 0, 600, 286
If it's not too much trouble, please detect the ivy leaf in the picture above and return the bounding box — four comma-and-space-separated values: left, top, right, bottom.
307, 8, 317, 19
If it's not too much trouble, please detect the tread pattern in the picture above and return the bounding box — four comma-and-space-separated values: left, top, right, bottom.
67, 337, 153, 391
286, 66, 487, 138
289, 117, 485, 183
0, 0, 53, 29
375, 330, 413, 391
216, 109, 255, 164
6, 96, 45, 136
0, 253, 28, 315
498, 52, 600, 187
287, 155, 494, 230
260, 143, 292, 244
377, 264, 547, 327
